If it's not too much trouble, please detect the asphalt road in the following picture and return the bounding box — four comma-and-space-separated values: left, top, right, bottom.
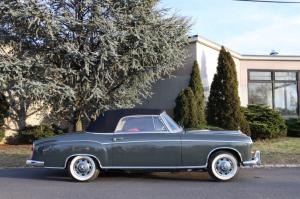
0, 168, 299, 199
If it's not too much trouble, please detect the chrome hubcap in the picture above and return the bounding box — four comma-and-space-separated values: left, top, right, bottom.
215, 158, 233, 176
74, 159, 93, 176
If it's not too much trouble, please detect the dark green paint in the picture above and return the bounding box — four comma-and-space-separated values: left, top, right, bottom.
31, 130, 253, 169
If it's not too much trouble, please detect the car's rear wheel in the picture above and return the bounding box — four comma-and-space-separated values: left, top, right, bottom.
207, 151, 239, 181
68, 156, 100, 182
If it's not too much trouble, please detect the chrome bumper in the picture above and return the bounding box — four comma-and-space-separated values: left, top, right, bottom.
242, 150, 261, 166
26, 160, 45, 167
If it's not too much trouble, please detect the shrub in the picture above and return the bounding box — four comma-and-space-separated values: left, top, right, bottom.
206, 47, 244, 130
286, 119, 300, 137
19, 125, 66, 144
174, 88, 198, 128
243, 104, 287, 140
240, 107, 251, 136
189, 61, 206, 128
0, 128, 4, 141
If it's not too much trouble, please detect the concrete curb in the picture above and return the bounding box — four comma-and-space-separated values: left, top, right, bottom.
243, 164, 300, 168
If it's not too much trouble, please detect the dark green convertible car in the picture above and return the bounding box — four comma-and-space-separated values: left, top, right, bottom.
26, 109, 260, 182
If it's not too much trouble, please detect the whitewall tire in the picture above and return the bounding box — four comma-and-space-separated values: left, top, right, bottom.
68, 156, 100, 182
207, 151, 239, 181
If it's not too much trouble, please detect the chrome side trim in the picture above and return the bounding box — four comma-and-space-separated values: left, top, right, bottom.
102, 140, 252, 145
100, 165, 207, 169
26, 160, 45, 167
45, 167, 65, 169
242, 150, 261, 166
49, 139, 252, 146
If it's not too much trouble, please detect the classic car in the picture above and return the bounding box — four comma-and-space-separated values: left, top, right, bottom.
26, 109, 261, 182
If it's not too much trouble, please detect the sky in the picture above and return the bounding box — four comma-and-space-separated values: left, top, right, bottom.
159, 0, 300, 55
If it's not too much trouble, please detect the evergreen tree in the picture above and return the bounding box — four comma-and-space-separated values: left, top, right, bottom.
0, 0, 190, 131
0, 93, 9, 140
206, 46, 244, 130
189, 61, 206, 128
0, 93, 9, 127
174, 88, 198, 128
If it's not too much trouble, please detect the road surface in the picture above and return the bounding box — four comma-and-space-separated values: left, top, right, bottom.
0, 168, 299, 199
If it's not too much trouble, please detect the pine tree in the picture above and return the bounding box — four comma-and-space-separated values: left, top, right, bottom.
206, 46, 244, 130
189, 61, 206, 128
0, 0, 190, 131
174, 88, 198, 128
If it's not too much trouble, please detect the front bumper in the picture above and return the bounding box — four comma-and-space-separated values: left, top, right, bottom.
242, 150, 261, 166
26, 160, 45, 167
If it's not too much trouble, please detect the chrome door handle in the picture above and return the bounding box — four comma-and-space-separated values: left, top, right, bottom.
113, 137, 124, 142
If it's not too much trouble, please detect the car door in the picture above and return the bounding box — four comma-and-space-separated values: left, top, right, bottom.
111, 115, 181, 167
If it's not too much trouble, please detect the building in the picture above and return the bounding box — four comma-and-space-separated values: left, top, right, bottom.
140, 35, 300, 118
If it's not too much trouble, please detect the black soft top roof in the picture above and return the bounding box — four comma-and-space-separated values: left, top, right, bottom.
86, 109, 164, 133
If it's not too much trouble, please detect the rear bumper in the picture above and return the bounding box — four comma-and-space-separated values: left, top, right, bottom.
26, 160, 45, 167
242, 150, 261, 166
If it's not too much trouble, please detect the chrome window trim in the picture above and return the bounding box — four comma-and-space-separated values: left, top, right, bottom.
114, 114, 172, 134
152, 115, 168, 132
160, 112, 183, 133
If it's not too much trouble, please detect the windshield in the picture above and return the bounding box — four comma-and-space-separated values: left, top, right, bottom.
161, 112, 182, 132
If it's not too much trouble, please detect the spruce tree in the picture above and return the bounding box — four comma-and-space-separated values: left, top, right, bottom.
206, 46, 243, 130
189, 61, 206, 128
174, 88, 198, 128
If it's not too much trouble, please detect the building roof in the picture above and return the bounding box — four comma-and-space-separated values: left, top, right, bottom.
189, 34, 300, 61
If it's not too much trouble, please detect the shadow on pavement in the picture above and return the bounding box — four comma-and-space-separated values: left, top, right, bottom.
0, 168, 215, 182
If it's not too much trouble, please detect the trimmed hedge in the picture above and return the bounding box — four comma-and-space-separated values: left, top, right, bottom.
286, 119, 300, 137
243, 104, 287, 140
19, 125, 67, 144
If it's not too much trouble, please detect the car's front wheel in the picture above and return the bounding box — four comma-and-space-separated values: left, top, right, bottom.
207, 151, 239, 181
68, 156, 100, 182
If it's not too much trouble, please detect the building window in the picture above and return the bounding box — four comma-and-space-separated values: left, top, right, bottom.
248, 70, 299, 116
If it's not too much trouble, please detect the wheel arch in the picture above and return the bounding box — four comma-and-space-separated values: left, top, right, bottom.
64, 154, 103, 169
206, 147, 243, 165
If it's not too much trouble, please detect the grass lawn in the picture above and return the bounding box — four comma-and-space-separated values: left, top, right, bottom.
0, 145, 31, 167
253, 137, 300, 165
0, 137, 299, 168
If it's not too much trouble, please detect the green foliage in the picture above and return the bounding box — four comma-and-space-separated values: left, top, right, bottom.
286, 119, 300, 137
0, 128, 4, 141
243, 104, 287, 140
206, 47, 245, 131
18, 125, 67, 144
0, 93, 9, 141
174, 88, 198, 128
0, 0, 190, 131
189, 61, 206, 128
0, 93, 9, 127
205, 125, 224, 131
240, 107, 251, 136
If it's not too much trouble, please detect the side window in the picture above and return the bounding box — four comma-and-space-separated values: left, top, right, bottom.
115, 116, 154, 133
153, 116, 167, 131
